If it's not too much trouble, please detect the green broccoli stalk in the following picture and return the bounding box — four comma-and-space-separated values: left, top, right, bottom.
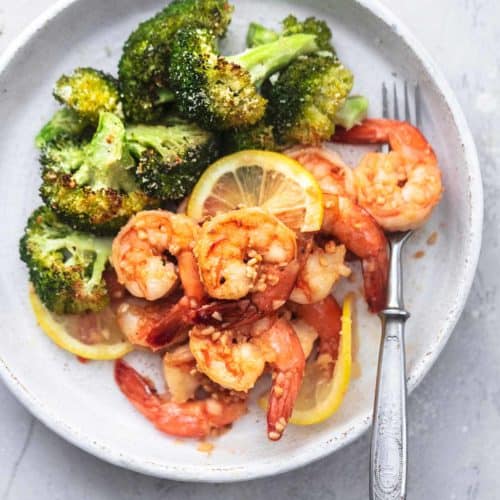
35, 108, 94, 150
40, 111, 157, 235
264, 54, 354, 145
168, 27, 319, 131
222, 121, 278, 154
334, 95, 369, 130
53, 68, 123, 122
118, 0, 234, 124
246, 22, 279, 47
126, 121, 219, 200
247, 15, 335, 52
20, 206, 112, 314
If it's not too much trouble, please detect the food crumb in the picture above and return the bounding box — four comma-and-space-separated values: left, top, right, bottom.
197, 441, 214, 454
426, 232, 438, 246
76, 356, 90, 364
413, 250, 425, 259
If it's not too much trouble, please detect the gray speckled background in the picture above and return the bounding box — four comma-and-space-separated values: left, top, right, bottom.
0, 1, 497, 498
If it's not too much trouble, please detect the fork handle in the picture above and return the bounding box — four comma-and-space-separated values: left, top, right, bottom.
370, 236, 410, 500
370, 309, 409, 500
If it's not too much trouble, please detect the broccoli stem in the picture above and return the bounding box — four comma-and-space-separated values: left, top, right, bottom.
227, 33, 318, 87
334, 95, 369, 130
246, 22, 279, 47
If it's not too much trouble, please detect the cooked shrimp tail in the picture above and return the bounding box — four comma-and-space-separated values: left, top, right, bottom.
334, 119, 436, 164
115, 360, 247, 438
116, 293, 198, 351
254, 317, 305, 440
362, 252, 388, 313
144, 297, 198, 350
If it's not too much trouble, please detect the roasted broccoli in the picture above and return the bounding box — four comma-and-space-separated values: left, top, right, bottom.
118, 0, 234, 124
20, 206, 112, 314
264, 54, 353, 145
35, 107, 93, 150
334, 95, 369, 130
40, 111, 156, 235
246, 22, 279, 47
222, 121, 277, 153
53, 68, 123, 122
168, 27, 319, 131
126, 121, 219, 200
247, 15, 334, 52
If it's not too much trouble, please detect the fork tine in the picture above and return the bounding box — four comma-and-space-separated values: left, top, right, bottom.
415, 83, 422, 128
382, 83, 389, 119
393, 83, 400, 120
404, 81, 412, 123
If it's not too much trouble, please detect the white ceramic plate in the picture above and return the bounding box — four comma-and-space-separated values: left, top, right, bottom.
0, 0, 482, 482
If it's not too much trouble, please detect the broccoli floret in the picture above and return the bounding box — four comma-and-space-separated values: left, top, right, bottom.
20, 206, 112, 314
54, 68, 123, 122
281, 15, 334, 52
334, 95, 369, 130
118, 0, 234, 124
168, 27, 319, 131
246, 22, 279, 47
126, 121, 219, 200
247, 15, 334, 52
35, 108, 94, 150
222, 121, 278, 153
265, 54, 353, 145
40, 111, 156, 235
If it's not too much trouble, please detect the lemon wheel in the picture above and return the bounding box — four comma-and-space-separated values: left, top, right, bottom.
29, 288, 133, 360
187, 150, 324, 232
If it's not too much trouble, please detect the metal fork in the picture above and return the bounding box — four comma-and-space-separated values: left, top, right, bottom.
369, 82, 421, 500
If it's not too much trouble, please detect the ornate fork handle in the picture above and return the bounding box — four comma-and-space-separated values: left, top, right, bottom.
370, 232, 411, 500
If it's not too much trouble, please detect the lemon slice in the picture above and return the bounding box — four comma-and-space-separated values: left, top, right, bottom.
29, 288, 133, 360
290, 294, 352, 425
187, 150, 323, 232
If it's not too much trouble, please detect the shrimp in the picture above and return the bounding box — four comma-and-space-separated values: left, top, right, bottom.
112, 210, 204, 302
115, 360, 247, 439
163, 344, 206, 403
289, 319, 318, 359
286, 146, 388, 312
333, 119, 443, 231
290, 239, 351, 304
189, 315, 305, 440
196, 208, 298, 312
189, 323, 266, 393
253, 316, 306, 440
292, 296, 342, 369
116, 294, 198, 350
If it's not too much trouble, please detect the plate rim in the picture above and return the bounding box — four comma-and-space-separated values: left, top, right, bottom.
0, 0, 483, 482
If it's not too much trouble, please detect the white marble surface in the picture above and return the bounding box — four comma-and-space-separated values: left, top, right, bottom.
0, 1, 497, 498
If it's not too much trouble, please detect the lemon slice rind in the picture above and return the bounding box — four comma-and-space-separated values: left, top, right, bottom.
289, 294, 352, 425
187, 150, 323, 232
29, 289, 133, 361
